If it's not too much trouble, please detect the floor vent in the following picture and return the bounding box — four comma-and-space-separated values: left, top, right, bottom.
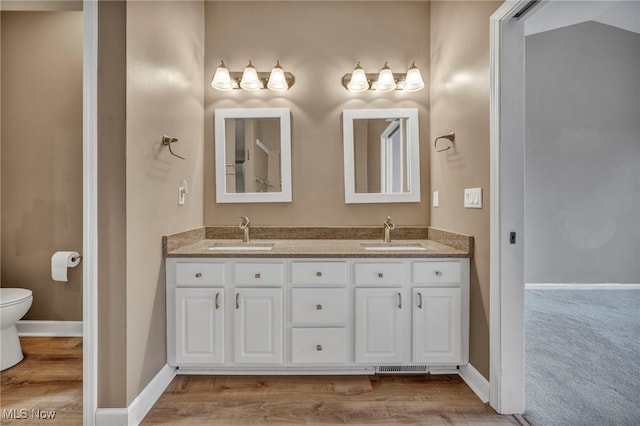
376, 365, 429, 374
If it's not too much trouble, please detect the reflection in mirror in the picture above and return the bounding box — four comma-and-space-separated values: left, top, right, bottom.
224, 118, 281, 194
353, 118, 409, 194
215, 108, 291, 203
344, 109, 420, 203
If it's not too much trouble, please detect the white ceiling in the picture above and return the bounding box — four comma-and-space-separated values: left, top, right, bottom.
525, 0, 640, 36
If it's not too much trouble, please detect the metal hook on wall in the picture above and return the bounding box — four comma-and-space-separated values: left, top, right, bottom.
162, 135, 186, 160
434, 131, 455, 152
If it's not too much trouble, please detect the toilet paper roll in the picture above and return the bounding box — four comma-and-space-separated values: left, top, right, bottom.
51, 251, 81, 282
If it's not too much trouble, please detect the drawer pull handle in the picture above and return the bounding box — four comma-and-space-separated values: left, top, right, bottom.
316, 304, 323, 310
316, 271, 322, 277
215, 292, 220, 309
316, 345, 323, 351
397, 292, 402, 309
195, 272, 202, 278
378, 273, 384, 279
255, 273, 261, 279
417, 292, 423, 309
435, 271, 443, 277
235, 293, 240, 310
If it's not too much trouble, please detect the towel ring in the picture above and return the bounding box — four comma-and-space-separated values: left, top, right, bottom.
434, 131, 455, 152
162, 135, 186, 160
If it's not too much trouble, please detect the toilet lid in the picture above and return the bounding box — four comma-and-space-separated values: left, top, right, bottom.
0, 288, 33, 307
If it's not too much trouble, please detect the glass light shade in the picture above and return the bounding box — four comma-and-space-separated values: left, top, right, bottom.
375, 63, 396, 92
403, 64, 425, 92
211, 61, 233, 91
240, 61, 262, 91
347, 62, 369, 92
267, 61, 288, 91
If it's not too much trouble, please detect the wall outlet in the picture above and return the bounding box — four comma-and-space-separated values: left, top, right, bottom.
464, 188, 482, 208
178, 180, 188, 206
433, 191, 439, 207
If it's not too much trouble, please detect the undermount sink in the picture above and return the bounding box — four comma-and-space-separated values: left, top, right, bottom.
207, 242, 274, 251
361, 242, 429, 251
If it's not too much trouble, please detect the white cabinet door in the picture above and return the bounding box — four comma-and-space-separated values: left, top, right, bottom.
234, 288, 283, 364
354, 288, 408, 364
175, 288, 224, 364
412, 287, 462, 364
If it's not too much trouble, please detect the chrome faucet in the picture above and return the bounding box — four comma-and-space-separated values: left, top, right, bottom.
383, 216, 395, 243
237, 216, 250, 242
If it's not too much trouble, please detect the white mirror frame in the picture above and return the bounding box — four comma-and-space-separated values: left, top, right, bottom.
215, 108, 292, 203
343, 108, 421, 203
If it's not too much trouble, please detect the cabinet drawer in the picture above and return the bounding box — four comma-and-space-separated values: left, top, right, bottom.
412, 261, 461, 285
234, 262, 284, 286
291, 328, 347, 364
291, 262, 347, 285
176, 262, 225, 286
291, 288, 347, 325
354, 262, 403, 286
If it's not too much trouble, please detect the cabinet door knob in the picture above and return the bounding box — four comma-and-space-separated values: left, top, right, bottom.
435, 271, 443, 277
316, 304, 323, 310
316, 271, 322, 277
397, 292, 402, 309
378, 273, 384, 279
255, 273, 261, 279
235, 293, 240, 309
417, 292, 423, 309
195, 272, 202, 278
316, 345, 323, 351
215, 292, 220, 309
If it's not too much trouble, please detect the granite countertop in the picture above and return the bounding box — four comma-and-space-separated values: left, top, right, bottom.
163, 227, 473, 259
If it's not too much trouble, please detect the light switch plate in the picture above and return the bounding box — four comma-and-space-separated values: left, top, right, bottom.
464, 188, 482, 208
433, 191, 439, 207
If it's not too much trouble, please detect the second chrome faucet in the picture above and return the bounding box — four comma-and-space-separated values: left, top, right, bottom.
383, 216, 395, 243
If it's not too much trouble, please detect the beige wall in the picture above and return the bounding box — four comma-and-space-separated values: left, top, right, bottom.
98, 1, 127, 408
430, 1, 500, 380
1, 11, 83, 321
204, 1, 431, 227
124, 0, 205, 405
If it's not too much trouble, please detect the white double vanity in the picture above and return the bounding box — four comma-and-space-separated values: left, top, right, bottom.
165, 233, 471, 375
164, 106, 472, 375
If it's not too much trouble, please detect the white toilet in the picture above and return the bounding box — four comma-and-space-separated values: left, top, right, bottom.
1, 288, 33, 371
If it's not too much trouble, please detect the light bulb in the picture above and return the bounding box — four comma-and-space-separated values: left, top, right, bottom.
347, 62, 369, 92
375, 62, 396, 92
240, 60, 262, 91
267, 60, 288, 91
211, 60, 233, 91
403, 62, 425, 92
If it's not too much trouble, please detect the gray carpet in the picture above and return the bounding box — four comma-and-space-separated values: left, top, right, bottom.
524, 289, 640, 426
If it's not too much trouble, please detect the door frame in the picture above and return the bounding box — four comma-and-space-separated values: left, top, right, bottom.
489, 0, 548, 414
82, 0, 98, 424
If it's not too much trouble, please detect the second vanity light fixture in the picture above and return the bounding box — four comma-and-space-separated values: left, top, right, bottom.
211, 60, 295, 92
343, 61, 425, 93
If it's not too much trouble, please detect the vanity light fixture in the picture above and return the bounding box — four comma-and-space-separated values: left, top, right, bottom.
210, 59, 295, 92
346, 62, 369, 92
342, 62, 425, 93
375, 62, 396, 92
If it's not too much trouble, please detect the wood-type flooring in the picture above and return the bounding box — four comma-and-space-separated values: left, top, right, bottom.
143, 374, 523, 425
1, 337, 82, 425
1, 337, 524, 425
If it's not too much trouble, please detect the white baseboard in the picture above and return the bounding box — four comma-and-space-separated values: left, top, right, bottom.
17, 320, 83, 337
95, 364, 176, 426
458, 363, 490, 403
526, 283, 640, 290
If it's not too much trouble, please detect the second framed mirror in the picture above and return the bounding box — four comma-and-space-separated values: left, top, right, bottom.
343, 108, 420, 203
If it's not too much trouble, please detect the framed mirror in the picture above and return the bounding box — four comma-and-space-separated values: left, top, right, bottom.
214, 108, 292, 203
343, 108, 420, 203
